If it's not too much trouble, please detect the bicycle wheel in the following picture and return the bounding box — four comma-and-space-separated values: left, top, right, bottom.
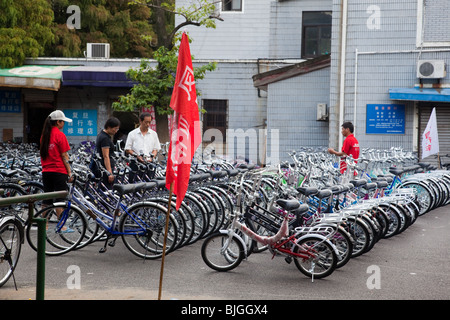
293, 235, 337, 279
0, 218, 23, 288
400, 182, 433, 215
329, 226, 353, 269
380, 204, 401, 238
345, 216, 370, 257
184, 192, 209, 242
0, 183, 28, 222
201, 232, 245, 272
26, 203, 87, 256
119, 202, 178, 259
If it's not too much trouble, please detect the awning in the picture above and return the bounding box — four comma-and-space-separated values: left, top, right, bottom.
389, 87, 450, 102
62, 66, 138, 87
0, 65, 74, 91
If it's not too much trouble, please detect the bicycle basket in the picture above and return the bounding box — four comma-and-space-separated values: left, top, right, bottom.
244, 204, 283, 234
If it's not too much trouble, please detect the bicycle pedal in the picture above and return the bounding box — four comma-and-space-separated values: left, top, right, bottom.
108, 239, 116, 247
99, 247, 107, 253
284, 256, 292, 264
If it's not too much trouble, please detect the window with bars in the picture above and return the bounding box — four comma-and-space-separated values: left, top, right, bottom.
222, 0, 242, 12
301, 11, 332, 59
202, 99, 228, 142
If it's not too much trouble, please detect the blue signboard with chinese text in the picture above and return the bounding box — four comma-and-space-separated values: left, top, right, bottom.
0, 90, 21, 113
366, 104, 405, 134
63, 109, 97, 136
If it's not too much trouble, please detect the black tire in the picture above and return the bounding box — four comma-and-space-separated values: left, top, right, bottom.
26, 203, 87, 256
293, 235, 337, 279
119, 202, 178, 259
201, 232, 245, 272
0, 218, 23, 288
345, 216, 370, 257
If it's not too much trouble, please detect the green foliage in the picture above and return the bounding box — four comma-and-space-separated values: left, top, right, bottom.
49, 0, 155, 58
112, 40, 216, 115
0, 0, 54, 68
112, 1, 220, 115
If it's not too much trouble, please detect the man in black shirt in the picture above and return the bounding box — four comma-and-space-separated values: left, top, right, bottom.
95, 117, 120, 187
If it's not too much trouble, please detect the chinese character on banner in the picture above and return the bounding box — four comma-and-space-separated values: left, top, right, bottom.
165, 32, 202, 210
141, 106, 156, 131
422, 107, 439, 159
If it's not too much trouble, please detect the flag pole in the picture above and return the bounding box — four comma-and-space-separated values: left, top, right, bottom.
158, 182, 174, 300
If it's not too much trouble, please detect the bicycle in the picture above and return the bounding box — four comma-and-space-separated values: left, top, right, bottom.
201, 172, 338, 280
0, 212, 23, 288
26, 175, 179, 259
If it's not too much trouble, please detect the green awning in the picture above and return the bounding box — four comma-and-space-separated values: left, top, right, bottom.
0, 65, 75, 91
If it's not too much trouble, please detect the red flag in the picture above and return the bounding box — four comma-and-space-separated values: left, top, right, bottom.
165, 32, 201, 209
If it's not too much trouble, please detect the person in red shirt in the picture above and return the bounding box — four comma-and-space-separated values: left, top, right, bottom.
328, 122, 360, 174
40, 110, 73, 208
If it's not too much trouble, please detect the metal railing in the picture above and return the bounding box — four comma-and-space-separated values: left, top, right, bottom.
0, 190, 68, 300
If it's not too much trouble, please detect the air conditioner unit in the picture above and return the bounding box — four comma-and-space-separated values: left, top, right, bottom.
417, 60, 446, 79
86, 43, 110, 59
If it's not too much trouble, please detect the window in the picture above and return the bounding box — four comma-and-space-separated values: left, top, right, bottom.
302, 11, 332, 59
222, 0, 242, 12
202, 99, 228, 142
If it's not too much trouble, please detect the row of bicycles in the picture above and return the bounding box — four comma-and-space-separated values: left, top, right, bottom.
1, 143, 450, 289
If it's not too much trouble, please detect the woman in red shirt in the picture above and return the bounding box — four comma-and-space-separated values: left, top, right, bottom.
40, 110, 74, 207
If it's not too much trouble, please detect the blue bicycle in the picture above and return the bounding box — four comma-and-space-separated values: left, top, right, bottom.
26, 175, 178, 259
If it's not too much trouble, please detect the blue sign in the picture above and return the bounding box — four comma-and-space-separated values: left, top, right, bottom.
366, 104, 405, 134
0, 90, 21, 113
63, 109, 97, 136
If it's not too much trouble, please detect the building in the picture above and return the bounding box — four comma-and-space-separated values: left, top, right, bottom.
1, 0, 450, 167
178, 0, 450, 165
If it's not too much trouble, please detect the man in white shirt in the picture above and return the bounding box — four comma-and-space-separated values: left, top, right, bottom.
125, 112, 161, 162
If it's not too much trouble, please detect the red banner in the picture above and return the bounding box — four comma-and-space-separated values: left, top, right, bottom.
165, 32, 201, 209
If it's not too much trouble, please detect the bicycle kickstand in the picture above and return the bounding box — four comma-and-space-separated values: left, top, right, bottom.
99, 235, 117, 253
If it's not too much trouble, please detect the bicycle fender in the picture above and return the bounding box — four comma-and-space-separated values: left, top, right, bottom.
295, 233, 340, 257
217, 229, 248, 257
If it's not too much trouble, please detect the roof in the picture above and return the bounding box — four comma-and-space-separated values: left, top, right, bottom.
252, 54, 331, 91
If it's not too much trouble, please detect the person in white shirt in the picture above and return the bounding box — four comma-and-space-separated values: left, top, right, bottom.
124, 112, 161, 162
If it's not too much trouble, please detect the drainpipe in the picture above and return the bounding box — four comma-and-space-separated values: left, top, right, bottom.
338, 0, 348, 149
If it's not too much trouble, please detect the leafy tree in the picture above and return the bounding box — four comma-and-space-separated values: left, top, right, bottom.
0, 0, 54, 68
112, 0, 222, 115
49, 0, 155, 58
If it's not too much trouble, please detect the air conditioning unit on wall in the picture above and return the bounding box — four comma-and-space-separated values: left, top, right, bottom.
417, 60, 446, 79
86, 43, 110, 59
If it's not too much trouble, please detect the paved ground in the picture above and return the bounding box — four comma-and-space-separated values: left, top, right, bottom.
1, 203, 450, 301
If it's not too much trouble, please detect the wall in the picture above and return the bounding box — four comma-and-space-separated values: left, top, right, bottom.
266, 66, 330, 163
328, 0, 450, 152
175, 0, 272, 60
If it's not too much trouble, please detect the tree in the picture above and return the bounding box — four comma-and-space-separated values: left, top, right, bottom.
112, 0, 222, 116
49, 0, 155, 58
0, 0, 54, 68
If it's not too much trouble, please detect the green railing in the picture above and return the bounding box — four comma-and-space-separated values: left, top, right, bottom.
0, 190, 68, 300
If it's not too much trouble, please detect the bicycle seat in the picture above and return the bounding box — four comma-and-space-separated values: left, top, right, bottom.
349, 179, 367, 187
276, 199, 300, 211
330, 185, 349, 194
364, 182, 377, 190
113, 183, 143, 196
225, 169, 239, 177
388, 168, 404, 176
189, 174, 202, 182
296, 187, 318, 196
292, 203, 310, 216
376, 181, 388, 188
144, 181, 157, 190
208, 170, 227, 179
316, 189, 332, 199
